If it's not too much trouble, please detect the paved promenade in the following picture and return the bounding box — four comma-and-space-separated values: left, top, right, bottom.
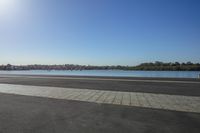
0, 75, 200, 133
0, 83, 199, 113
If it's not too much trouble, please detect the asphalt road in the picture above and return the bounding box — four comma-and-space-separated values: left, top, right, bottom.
0, 75, 200, 96
0, 93, 200, 133
0, 75, 200, 133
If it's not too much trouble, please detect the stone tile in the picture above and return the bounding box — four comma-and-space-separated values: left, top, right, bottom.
96, 91, 110, 103
113, 92, 123, 105
0, 84, 200, 113
121, 92, 131, 106
130, 92, 140, 107
87, 91, 104, 102
136, 93, 151, 108
104, 91, 116, 104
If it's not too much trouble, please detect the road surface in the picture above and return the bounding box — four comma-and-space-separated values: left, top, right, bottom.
0, 75, 199, 133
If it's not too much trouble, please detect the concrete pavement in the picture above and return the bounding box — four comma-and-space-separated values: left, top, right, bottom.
0, 83, 199, 113
0, 75, 200, 133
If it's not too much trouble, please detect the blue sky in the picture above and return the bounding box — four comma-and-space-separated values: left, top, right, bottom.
0, 0, 200, 65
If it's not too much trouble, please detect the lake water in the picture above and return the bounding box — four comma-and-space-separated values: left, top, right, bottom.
0, 70, 200, 78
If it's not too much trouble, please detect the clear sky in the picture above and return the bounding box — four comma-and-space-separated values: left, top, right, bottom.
0, 0, 200, 65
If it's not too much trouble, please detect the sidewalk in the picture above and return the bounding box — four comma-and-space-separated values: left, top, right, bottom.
0, 83, 199, 113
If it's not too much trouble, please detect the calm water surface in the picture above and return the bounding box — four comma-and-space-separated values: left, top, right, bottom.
0, 70, 200, 78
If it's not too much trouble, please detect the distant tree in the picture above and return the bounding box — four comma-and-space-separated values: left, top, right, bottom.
186, 62, 193, 65
155, 61, 163, 66
175, 62, 180, 66
5, 64, 12, 70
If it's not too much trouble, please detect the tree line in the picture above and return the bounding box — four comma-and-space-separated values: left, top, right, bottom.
0, 61, 200, 71
131, 61, 200, 71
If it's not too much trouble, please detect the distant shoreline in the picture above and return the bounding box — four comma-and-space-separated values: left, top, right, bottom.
1, 61, 200, 71
1, 69, 200, 71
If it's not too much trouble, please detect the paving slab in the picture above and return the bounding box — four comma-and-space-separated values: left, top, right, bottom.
0, 84, 200, 113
